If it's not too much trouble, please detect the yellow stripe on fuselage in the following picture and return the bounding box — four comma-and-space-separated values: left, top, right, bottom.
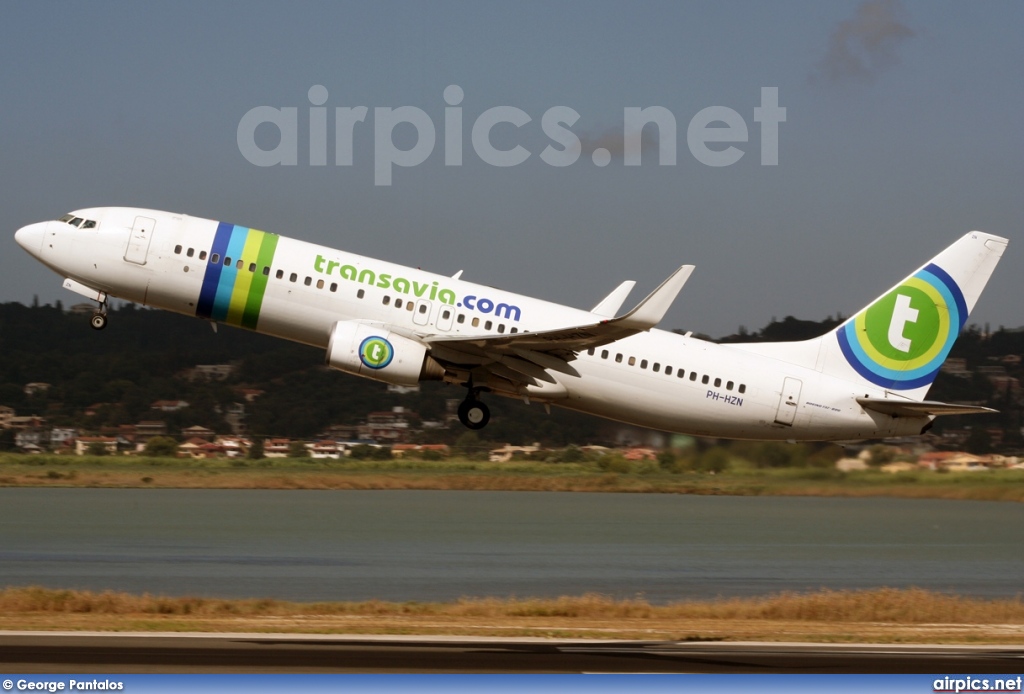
226, 230, 266, 325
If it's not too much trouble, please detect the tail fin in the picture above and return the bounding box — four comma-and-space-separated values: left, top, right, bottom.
824, 231, 1008, 399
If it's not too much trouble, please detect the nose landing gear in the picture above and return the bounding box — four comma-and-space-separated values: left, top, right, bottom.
89, 299, 108, 331
457, 393, 490, 430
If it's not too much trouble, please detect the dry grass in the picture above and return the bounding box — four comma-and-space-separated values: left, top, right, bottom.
2, 587, 1024, 643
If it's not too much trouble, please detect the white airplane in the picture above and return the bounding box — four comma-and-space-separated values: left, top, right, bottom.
14, 208, 1008, 441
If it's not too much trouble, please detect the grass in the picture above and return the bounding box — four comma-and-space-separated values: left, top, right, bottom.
1, 453, 1023, 501
2, 587, 1023, 643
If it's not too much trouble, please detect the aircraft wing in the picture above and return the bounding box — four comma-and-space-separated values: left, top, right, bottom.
857, 397, 997, 417
421, 265, 693, 390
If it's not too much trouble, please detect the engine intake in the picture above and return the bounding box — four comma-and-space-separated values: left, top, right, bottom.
325, 321, 442, 386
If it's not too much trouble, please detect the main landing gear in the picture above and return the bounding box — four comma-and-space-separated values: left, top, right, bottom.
90, 301, 108, 331
457, 392, 490, 430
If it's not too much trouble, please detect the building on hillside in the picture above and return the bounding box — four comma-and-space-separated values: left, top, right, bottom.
392, 443, 449, 458
181, 425, 215, 441
321, 424, 359, 440
151, 400, 190, 412
622, 447, 658, 461
83, 403, 111, 417
135, 421, 168, 442
234, 388, 265, 402
940, 357, 972, 379
835, 457, 869, 472
75, 436, 118, 455
310, 440, 341, 459
178, 437, 211, 459
180, 364, 236, 382
357, 407, 413, 443
215, 436, 250, 457
0, 405, 15, 428
488, 444, 541, 462
23, 382, 51, 396
880, 461, 918, 474
264, 438, 292, 458
16, 429, 48, 450
49, 428, 77, 448
223, 402, 247, 434
9, 416, 45, 430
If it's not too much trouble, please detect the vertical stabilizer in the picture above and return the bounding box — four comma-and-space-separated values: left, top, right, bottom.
824, 231, 1008, 399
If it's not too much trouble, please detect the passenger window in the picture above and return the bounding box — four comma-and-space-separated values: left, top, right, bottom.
690, 372, 698, 381
224, 256, 231, 266
395, 299, 403, 308
418, 303, 427, 313
442, 309, 451, 319
457, 314, 465, 324
357, 288, 365, 298
615, 353, 623, 363
316, 279, 324, 289
262, 266, 270, 276
510, 327, 518, 333
248, 262, 256, 272
714, 378, 721, 387
587, 348, 595, 356
726, 381, 734, 391
601, 350, 609, 359
304, 277, 312, 286
739, 384, 747, 394
289, 273, 297, 282
211, 253, 220, 264
628, 356, 636, 366
702, 375, 710, 385
484, 320, 492, 330
236, 260, 244, 269
330, 283, 337, 292
653, 363, 660, 372
497, 324, 505, 333
677, 369, 684, 378
276, 269, 284, 279
174, 245, 182, 254
187, 248, 195, 257
665, 366, 673, 376
406, 302, 414, 311
199, 251, 207, 260
472, 317, 480, 327
383, 296, 390, 305
640, 359, 648, 369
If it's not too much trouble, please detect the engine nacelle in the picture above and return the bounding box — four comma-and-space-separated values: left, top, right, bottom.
325, 321, 441, 386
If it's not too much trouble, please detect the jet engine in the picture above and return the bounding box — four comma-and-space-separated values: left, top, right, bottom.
325, 320, 444, 386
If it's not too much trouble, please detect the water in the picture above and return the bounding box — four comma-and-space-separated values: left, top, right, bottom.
1, 489, 1021, 602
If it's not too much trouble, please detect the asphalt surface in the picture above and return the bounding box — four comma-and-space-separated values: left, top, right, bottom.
2, 632, 1024, 673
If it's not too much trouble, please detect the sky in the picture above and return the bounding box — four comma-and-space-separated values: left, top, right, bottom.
1, 0, 1021, 338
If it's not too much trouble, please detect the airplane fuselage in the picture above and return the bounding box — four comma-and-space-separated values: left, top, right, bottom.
14, 207, 966, 441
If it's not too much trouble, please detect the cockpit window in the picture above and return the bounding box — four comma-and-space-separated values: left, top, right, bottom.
59, 213, 98, 229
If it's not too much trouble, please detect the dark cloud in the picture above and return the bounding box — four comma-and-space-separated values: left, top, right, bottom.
576, 127, 660, 158
811, 0, 914, 84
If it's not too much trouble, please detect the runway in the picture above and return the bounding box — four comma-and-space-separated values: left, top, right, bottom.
2, 632, 1023, 673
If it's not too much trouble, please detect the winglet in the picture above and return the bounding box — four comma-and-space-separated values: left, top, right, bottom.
614, 265, 694, 331
591, 280, 636, 317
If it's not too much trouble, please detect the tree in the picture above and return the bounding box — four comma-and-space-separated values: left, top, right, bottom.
288, 440, 309, 458
247, 438, 265, 459
143, 436, 179, 457
86, 441, 109, 456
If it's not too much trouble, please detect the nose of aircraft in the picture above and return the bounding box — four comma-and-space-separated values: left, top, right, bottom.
14, 222, 46, 256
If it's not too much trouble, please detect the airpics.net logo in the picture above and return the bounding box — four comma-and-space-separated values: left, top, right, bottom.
237, 85, 786, 185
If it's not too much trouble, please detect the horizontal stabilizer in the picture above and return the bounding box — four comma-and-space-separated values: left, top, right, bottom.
857, 397, 997, 417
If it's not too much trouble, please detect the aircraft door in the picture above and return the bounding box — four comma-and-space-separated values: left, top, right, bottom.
436, 305, 455, 331
124, 216, 156, 265
774, 377, 802, 426
412, 299, 431, 326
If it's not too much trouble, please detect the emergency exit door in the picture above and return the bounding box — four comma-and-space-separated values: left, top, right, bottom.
774, 377, 803, 426
124, 216, 156, 265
